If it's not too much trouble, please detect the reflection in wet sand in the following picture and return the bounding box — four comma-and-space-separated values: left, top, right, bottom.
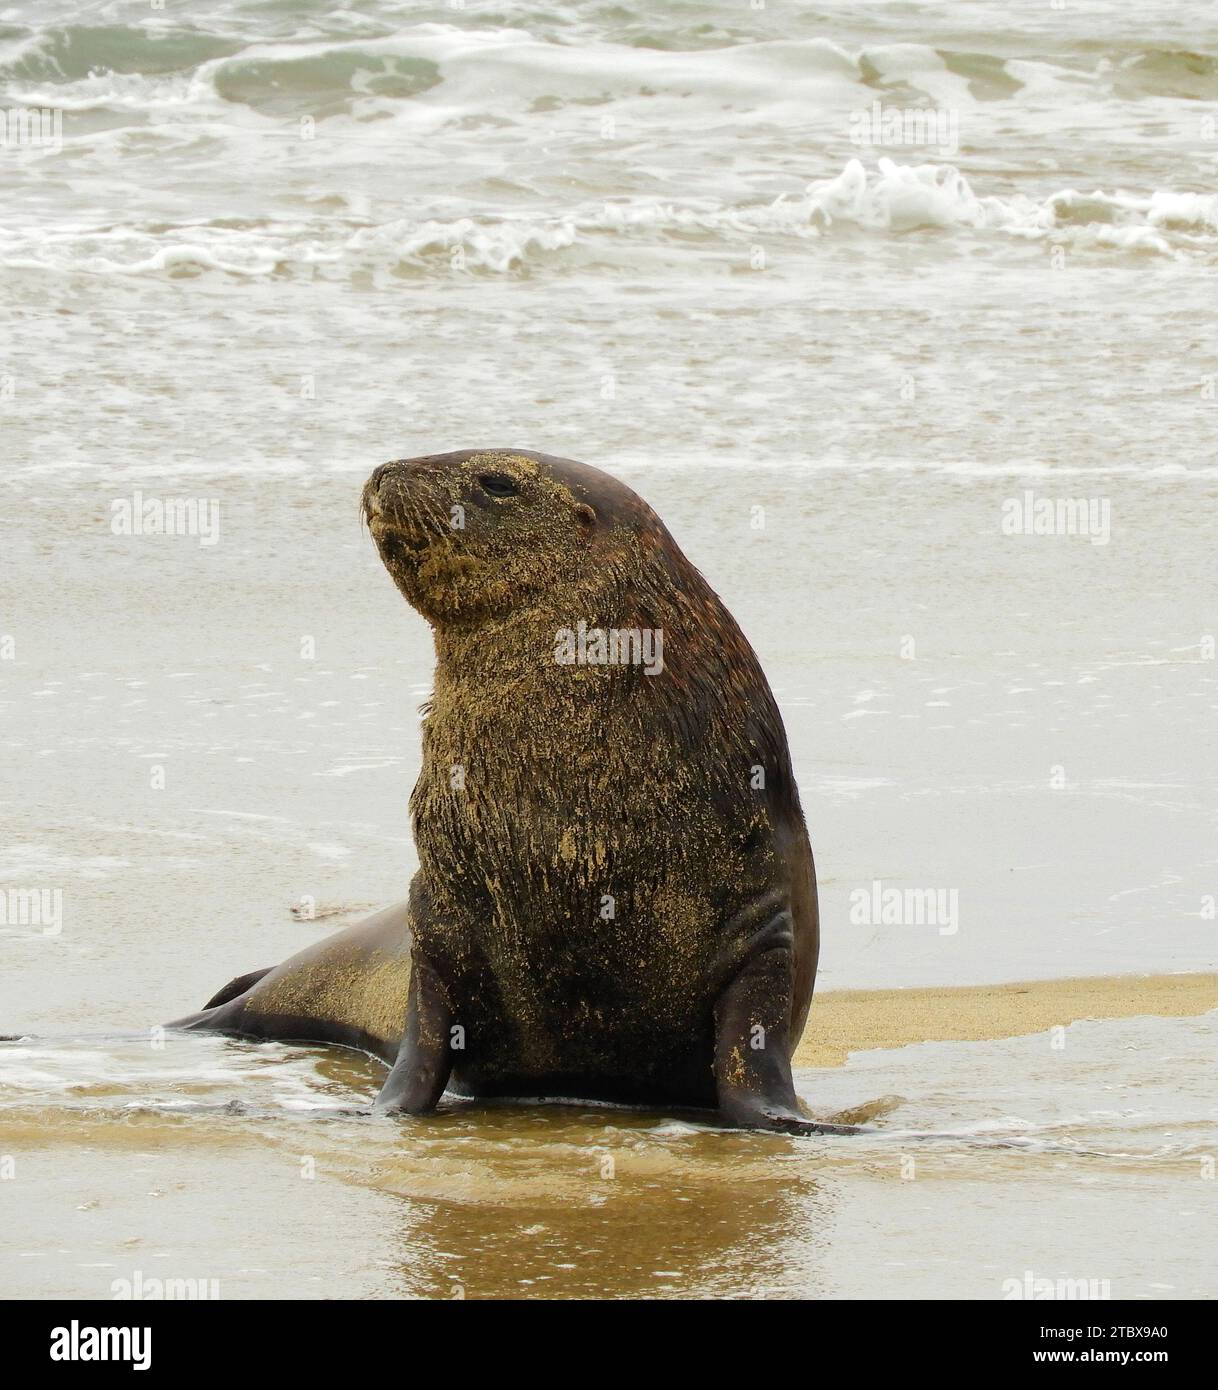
364, 1109, 833, 1300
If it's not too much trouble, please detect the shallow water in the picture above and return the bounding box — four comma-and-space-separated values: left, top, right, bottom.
2, 1012, 1215, 1299
2, 0, 1217, 1299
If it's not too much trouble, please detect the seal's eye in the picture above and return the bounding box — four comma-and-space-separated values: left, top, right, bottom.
477, 473, 520, 499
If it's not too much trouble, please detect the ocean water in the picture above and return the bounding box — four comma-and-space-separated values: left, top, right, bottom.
3, 1, 1218, 473
1, 0, 1217, 1299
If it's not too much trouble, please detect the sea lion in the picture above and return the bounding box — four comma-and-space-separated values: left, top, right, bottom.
171, 449, 846, 1134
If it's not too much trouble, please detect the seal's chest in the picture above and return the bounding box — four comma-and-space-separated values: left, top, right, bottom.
454, 929, 716, 1103
475, 871, 718, 1038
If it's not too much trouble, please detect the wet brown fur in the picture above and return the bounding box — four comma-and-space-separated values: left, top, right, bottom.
364, 450, 818, 1106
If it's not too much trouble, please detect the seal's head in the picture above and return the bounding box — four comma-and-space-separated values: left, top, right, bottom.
362, 448, 676, 629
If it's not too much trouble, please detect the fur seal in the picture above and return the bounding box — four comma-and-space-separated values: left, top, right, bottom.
171, 449, 847, 1134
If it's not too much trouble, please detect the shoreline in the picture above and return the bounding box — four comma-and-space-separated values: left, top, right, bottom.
795, 972, 1218, 1068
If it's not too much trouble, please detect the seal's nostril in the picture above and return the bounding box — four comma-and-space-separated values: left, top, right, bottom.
370, 463, 392, 492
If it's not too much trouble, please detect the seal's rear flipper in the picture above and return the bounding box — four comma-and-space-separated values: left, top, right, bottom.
164, 998, 251, 1035
163, 966, 275, 1034
164, 900, 413, 1065
203, 967, 273, 1010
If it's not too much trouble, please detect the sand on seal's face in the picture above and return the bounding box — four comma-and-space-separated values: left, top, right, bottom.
794, 972, 1218, 1068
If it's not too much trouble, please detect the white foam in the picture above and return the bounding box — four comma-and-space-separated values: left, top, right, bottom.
3, 157, 1210, 280
0, 846, 130, 879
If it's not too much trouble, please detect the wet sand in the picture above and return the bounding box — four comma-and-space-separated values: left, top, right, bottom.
4, 1002, 1216, 1300
796, 972, 1218, 1067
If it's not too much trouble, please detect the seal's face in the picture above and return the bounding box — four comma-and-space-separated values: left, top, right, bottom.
362, 448, 647, 628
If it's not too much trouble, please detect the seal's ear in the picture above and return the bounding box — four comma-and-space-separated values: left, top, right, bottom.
574, 502, 597, 535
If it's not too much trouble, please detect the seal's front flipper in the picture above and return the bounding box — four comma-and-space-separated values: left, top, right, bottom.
373, 956, 453, 1115
714, 909, 863, 1136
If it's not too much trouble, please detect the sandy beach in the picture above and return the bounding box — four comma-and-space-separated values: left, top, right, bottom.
796, 972, 1218, 1067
